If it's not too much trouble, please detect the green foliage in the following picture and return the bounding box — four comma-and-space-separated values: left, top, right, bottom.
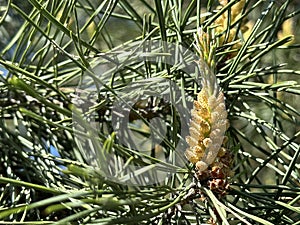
0, 0, 299, 224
